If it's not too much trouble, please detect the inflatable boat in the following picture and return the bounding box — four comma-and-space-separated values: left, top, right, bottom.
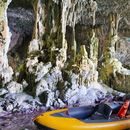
33, 101, 130, 130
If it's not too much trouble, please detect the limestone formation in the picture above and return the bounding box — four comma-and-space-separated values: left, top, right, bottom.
0, 0, 129, 111
29, 0, 44, 53
0, 0, 13, 84
101, 13, 130, 79
88, 0, 98, 25
90, 31, 99, 66
6, 81, 25, 94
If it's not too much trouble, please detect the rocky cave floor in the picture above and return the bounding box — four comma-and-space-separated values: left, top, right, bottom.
0, 109, 45, 130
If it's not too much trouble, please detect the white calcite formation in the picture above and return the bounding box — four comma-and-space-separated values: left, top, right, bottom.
4, 93, 42, 111
35, 65, 65, 108
26, 57, 38, 73
90, 31, 99, 67
0, 0, 129, 112
60, 0, 98, 27
79, 87, 106, 106
60, 0, 98, 62
0, 0, 13, 84
0, 86, 42, 112
26, 54, 65, 108
106, 34, 130, 76
28, 39, 39, 53
0, 66, 13, 84
26, 0, 104, 108
64, 45, 106, 106
35, 62, 52, 82
78, 45, 98, 85
0, 88, 8, 96
6, 81, 24, 94
32, 43, 107, 107
102, 14, 130, 77
65, 72, 107, 106
0, 85, 43, 111
115, 38, 130, 66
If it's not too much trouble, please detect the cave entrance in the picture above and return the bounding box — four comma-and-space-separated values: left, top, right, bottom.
7, 0, 35, 70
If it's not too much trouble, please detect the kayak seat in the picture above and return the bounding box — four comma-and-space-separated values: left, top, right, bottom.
88, 102, 123, 120
88, 103, 113, 120
68, 106, 95, 119
88, 112, 106, 120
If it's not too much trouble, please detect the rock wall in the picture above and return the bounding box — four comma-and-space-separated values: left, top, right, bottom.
0, 0, 13, 85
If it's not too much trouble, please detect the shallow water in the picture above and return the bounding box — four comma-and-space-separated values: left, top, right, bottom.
0, 110, 45, 130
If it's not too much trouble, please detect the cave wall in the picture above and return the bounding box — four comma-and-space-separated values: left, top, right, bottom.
0, 0, 13, 85
0, 0, 130, 109
7, 0, 35, 72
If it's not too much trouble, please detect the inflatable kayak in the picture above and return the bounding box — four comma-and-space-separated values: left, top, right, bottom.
33, 101, 130, 130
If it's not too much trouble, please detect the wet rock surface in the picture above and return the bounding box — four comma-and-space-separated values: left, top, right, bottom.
0, 110, 45, 130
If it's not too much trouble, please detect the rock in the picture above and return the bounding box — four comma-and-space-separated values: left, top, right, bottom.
79, 87, 106, 106
0, 0, 129, 112
0, 0, 13, 84
115, 38, 130, 66
101, 83, 125, 97
3, 93, 42, 111
35, 63, 67, 107
0, 106, 4, 113
0, 66, 14, 84
6, 81, 24, 93
28, 39, 39, 53
26, 57, 38, 73
0, 88, 8, 96
35, 62, 52, 82
36, 79, 49, 96
65, 82, 107, 106
22, 80, 28, 88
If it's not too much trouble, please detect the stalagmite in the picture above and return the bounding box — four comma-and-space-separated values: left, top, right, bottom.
102, 13, 130, 77
0, 0, 13, 84
76, 45, 98, 85
90, 30, 99, 67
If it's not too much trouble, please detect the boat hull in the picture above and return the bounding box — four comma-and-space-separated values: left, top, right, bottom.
33, 108, 130, 130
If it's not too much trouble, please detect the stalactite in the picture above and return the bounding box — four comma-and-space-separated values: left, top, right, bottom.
32, 0, 44, 40
89, 0, 98, 70
32, 0, 39, 40
61, 0, 70, 63
0, 0, 13, 84
88, 0, 98, 26
29, 0, 44, 53
71, 2, 77, 62
72, 25, 77, 62
60, 0, 88, 63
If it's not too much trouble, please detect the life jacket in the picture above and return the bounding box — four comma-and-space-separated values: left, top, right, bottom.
117, 100, 130, 118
